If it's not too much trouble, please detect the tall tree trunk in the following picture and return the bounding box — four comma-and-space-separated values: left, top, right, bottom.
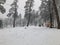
50, 14, 53, 28
0, 20, 3, 28
13, 0, 17, 28
27, 13, 31, 27
48, 0, 53, 28
13, 17, 16, 27
52, 0, 60, 29
27, 3, 32, 27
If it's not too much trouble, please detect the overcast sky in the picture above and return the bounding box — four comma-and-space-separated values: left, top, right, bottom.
0, 0, 41, 19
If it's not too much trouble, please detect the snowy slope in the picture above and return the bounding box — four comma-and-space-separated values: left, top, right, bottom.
0, 26, 60, 45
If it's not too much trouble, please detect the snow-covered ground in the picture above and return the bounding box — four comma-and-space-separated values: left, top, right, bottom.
0, 26, 60, 45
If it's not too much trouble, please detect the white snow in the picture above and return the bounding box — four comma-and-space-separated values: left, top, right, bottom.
0, 26, 60, 45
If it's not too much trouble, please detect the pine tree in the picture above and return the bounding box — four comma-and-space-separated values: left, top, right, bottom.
24, 0, 34, 26
39, 0, 54, 28
16, 14, 22, 26
0, 0, 6, 28
30, 10, 39, 25
7, 0, 18, 27
48, 0, 53, 28
39, 0, 50, 22
52, 0, 60, 29
0, 0, 6, 14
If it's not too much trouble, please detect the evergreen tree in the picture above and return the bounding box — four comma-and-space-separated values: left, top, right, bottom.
0, 0, 6, 28
7, 0, 18, 27
0, 0, 6, 14
30, 10, 39, 25
48, 0, 53, 28
24, 0, 34, 26
52, 0, 60, 29
39, 0, 50, 22
39, 0, 60, 28
39, 0, 54, 28
16, 14, 22, 26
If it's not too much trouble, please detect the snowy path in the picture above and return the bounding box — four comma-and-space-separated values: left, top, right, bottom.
0, 26, 60, 45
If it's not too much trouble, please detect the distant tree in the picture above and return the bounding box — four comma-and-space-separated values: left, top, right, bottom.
39, 0, 54, 28
7, 0, 18, 27
30, 10, 39, 25
16, 14, 22, 26
24, 0, 34, 26
39, 0, 50, 22
18, 14, 22, 26
0, 0, 6, 28
3, 18, 13, 27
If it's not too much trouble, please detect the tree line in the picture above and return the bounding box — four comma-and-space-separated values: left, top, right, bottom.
0, 0, 60, 29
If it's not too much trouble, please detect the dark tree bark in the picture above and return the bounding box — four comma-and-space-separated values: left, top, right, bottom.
52, 0, 60, 29
27, 13, 31, 26
48, 0, 53, 28
13, 1, 17, 27
0, 20, 3, 28
13, 17, 16, 27
27, 4, 32, 27
49, 10, 52, 28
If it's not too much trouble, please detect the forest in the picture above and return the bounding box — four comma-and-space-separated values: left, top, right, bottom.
0, 0, 60, 29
